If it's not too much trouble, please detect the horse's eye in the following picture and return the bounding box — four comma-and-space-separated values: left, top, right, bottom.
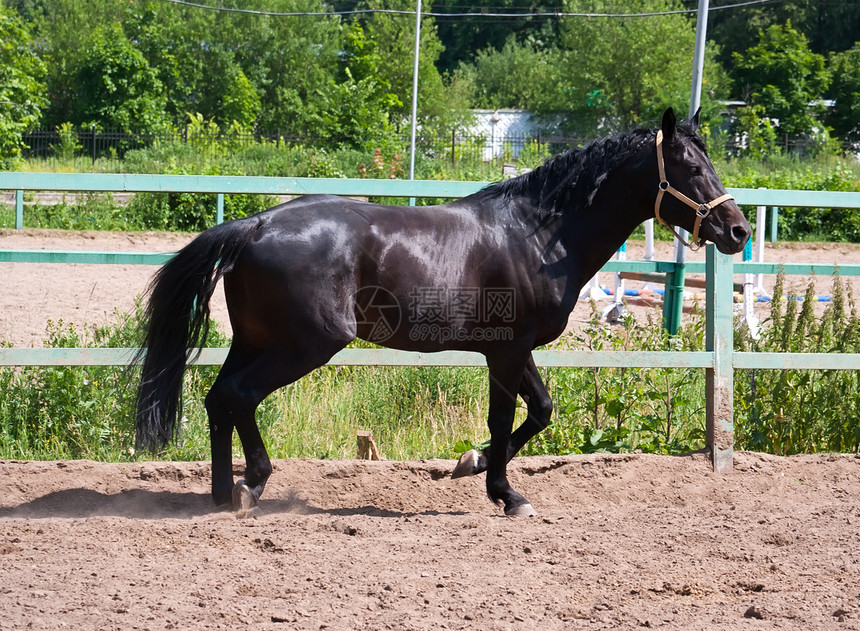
690, 166, 702, 177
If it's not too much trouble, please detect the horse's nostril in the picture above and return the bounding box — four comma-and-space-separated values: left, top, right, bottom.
732, 224, 751, 245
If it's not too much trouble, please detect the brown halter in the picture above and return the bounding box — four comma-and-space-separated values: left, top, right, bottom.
654, 129, 734, 251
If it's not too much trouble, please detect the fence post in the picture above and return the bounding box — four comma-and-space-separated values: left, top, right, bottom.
451, 129, 456, 167
770, 206, 779, 242
662, 260, 685, 334
91, 125, 97, 165
705, 244, 734, 474
15, 190, 23, 230
741, 232, 760, 338
216, 193, 224, 225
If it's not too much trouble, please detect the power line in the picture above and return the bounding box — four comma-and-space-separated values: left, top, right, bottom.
159, 0, 782, 19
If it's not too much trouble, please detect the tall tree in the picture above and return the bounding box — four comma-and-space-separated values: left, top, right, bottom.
71, 23, 169, 132
826, 46, 860, 142
431, 0, 560, 75
310, 20, 401, 148
557, 0, 728, 131
23, 0, 345, 135
16, 0, 129, 128
708, 0, 860, 63
456, 0, 727, 133
457, 35, 564, 112
355, 0, 471, 138
209, 0, 344, 134
0, 4, 47, 167
732, 22, 830, 137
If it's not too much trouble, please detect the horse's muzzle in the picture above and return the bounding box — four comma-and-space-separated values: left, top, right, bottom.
711, 211, 751, 255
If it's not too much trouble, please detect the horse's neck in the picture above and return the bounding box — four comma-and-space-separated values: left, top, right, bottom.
557, 167, 654, 283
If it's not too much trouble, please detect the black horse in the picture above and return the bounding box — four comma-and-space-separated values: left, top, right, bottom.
135, 108, 750, 516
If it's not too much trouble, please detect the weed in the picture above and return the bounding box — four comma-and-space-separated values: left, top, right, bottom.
1, 275, 858, 461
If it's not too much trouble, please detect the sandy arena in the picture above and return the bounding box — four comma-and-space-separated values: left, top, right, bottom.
1, 229, 859, 630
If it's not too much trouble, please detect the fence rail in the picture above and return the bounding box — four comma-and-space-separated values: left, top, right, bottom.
2, 172, 860, 472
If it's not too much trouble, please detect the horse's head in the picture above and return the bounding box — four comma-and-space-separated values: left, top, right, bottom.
653, 108, 750, 254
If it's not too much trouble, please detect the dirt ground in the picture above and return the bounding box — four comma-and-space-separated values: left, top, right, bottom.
1, 454, 859, 630
1, 229, 859, 630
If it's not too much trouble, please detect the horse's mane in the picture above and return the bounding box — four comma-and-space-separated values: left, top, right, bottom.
476, 123, 701, 218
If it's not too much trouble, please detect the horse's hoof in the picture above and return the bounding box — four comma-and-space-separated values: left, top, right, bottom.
232, 479, 256, 512
504, 502, 537, 517
451, 449, 480, 479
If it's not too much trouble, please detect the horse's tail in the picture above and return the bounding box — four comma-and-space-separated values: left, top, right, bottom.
134, 217, 262, 452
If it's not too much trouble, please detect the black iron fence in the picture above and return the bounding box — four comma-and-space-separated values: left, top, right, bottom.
19, 125, 589, 166
18, 125, 848, 167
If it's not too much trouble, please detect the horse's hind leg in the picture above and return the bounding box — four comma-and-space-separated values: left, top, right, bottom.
205, 341, 343, 510
453, 355, 551, 479
205, 347, 250, 506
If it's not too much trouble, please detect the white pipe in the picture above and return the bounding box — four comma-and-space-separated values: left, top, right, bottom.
689, 0, 710, 119
673, 0, 710, 268
755, 204, 767, 295
644, 218, 654, 261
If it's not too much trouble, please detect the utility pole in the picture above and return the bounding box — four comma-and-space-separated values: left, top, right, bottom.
407, 0, 422, 206
663, 0, 710, 334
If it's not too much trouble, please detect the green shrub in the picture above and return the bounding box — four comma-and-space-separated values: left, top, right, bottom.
126, 191, 275, 232
734, 271, 860, 453
0, 304, 228, 460
716, 153, 860, 242
518, 305, 708, 457
2, 277, 858, 462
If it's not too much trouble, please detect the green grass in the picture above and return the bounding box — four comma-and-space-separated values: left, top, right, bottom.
254, 364, 489, 460
0, 305, 491, 462
0, 277, 858, 463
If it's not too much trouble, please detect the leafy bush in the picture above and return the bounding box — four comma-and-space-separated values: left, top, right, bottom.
716, 154, 860, 242
517, 305, 708, 457
126, 191, 275, 232
10, 193, 137, 231
735, 271, 860, 453
0, 6, 47, 169
0, 302, 230, 461
2, 275, 858, 462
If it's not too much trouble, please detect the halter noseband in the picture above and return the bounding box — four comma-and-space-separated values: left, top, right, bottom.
654, 129, 734, 251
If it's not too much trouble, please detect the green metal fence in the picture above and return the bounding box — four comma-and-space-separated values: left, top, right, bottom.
2, 172, 860, 471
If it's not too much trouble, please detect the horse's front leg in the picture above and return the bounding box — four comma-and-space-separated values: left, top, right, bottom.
481, 355, 537, 517
453, 354, 551, 482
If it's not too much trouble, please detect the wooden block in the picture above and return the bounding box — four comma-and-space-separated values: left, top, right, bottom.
356, 431, 382, 460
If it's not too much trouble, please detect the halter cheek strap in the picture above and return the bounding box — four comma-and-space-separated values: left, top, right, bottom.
654, 129, 734, 251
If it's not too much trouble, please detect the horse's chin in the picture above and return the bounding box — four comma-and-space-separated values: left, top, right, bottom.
704, 228, 749, 256
712, 239, 746, 256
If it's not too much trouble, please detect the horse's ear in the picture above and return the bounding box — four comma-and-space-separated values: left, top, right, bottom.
661, 108, 677, 144
690, 107, 701, 133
